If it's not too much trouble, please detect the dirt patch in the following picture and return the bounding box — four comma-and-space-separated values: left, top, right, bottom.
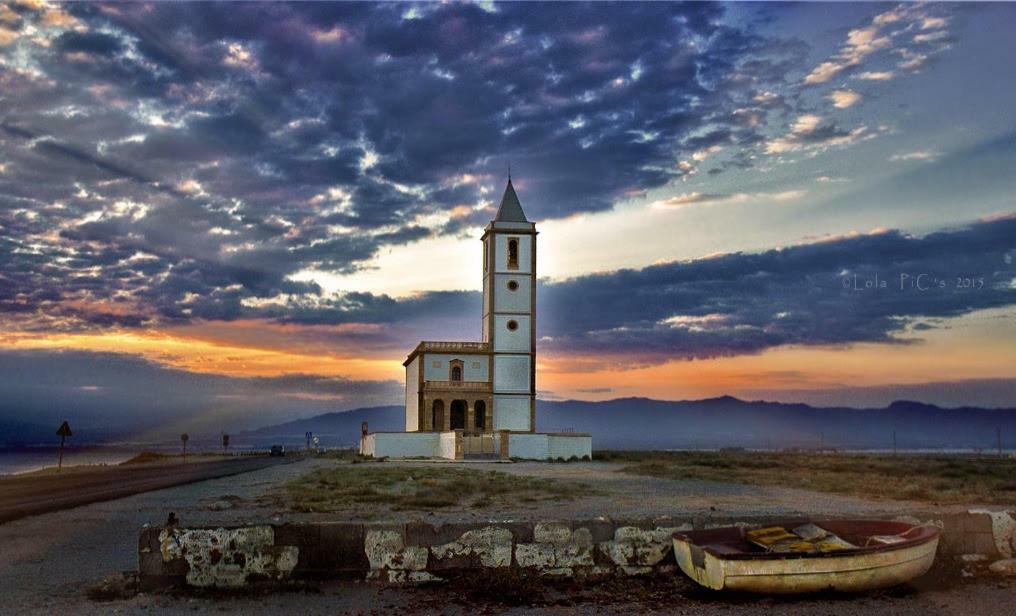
609, 451, 1016, 506
262, 464, 593, 517
86, 572, 138, 601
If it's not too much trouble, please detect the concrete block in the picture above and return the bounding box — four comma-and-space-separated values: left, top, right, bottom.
365, 529, 426, 571
964, 513, 996, 534
515, 543, 556, 568
319, 523, 368, 572
581, 519, 618, 544
431, 526, 512, 568
534, 522, 573, 545
975, 533, 1001, 557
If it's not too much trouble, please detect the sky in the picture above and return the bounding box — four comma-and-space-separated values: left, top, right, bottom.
1, 1, 1014, 438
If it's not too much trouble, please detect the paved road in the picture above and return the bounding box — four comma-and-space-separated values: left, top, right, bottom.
0, 456, 295, 524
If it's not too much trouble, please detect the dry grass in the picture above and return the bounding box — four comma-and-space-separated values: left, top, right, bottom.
607, 450, 1016, 505
269, 464, 592, 515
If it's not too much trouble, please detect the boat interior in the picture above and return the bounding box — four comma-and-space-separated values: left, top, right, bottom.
674, 520, 940, 560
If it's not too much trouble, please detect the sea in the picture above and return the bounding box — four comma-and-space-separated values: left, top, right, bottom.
0, 446, 143, 476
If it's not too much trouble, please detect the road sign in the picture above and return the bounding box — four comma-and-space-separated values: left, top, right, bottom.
56, 421, 72, 470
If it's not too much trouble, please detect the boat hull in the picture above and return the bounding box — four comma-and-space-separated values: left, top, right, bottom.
673, 530, 939, 594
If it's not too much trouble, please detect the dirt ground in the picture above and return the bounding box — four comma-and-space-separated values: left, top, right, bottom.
1, 457, 1012, 614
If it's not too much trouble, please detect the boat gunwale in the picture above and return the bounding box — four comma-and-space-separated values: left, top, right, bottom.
672, 520, 941, 561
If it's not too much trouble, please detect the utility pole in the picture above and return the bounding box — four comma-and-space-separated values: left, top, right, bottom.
892, 429, 897, 456
181, 433, 189, 461
998, 426, 1003, 459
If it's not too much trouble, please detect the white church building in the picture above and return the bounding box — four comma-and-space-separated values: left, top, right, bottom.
361, 179, 593, 460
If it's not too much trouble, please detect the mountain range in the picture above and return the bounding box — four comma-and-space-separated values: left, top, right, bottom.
241, 397, 1016, 451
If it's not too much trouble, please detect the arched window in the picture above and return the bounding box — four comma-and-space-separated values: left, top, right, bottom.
507, 238, 519, 269
450, 400, 467, 430
474, 400, 486, 430
451, 365, 462, 382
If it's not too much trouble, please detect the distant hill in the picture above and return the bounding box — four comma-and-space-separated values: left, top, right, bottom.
244, 397, 1016, 451
241, 405, 403, 448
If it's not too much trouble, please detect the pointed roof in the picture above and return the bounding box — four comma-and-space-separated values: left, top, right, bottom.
494, 178, 528, 223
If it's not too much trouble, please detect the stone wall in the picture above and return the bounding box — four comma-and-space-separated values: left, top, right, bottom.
139, 510, 1016, 590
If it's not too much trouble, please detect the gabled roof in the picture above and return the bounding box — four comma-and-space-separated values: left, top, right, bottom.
494, 178, 528, 223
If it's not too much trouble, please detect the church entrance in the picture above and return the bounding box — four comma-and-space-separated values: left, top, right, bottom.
450, 400, 467, 430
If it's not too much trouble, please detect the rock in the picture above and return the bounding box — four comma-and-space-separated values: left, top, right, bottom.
988, 558, 1016, 576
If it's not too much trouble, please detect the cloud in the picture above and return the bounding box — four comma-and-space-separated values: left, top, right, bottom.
650, 190, 807, 209
765, 114, 870, 155
802, 4, 951, 84
856, 70, 894, 81
890, 150, 939, 162
538, 215, 1016, 367
0, 1, 829, 332
828, 89, 862, 109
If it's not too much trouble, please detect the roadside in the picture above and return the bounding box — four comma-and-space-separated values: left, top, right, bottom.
0, 455, 296, 524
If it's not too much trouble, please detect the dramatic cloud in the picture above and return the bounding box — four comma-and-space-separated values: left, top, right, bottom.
538, 215, 1016, 367
0, 0, 827, 333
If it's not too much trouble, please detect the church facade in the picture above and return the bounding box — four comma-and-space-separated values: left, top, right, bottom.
361, 179, 592, 460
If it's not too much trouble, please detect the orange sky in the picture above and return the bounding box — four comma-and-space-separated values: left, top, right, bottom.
3, 307, 1012, 404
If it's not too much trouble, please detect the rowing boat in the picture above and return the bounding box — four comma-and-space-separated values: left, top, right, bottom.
672, 520, 940, 593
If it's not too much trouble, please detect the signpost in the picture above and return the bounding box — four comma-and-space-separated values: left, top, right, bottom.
181, 433, 189, 461
305, 431, 313, 452
56, 421, 72, 471
222, 433, 230, 455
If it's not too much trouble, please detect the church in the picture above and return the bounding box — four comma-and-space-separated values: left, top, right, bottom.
361, 179, 593, 460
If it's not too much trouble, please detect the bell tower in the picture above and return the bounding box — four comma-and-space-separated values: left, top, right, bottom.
481, 177, 536, 432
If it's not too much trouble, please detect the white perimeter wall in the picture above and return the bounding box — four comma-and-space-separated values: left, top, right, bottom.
364, 433, 440, 458
439, 432, 457, 459
507, 433, 592, 460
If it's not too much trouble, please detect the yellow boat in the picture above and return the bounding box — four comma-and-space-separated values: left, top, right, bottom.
672, 520, 940, 594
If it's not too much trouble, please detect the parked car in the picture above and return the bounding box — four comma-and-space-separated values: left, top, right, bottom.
269, 445, 285, 457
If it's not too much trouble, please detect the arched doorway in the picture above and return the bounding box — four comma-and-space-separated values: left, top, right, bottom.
450, 400, 467, 430
474, 400, 486, 431
431, 399, 444, 432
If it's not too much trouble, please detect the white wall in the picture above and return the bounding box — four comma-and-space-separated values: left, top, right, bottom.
492, 274, 531, 312
405, 356, 419, 431
367, 432, 440, 458
494, 234, 532, 274
508, 433, 548, 459
439, 431, 457, 460
423, 353, 489, 382
493, 315, 531, 352
494, 395, 531, 430
547, 434, 592, 460
504, 433, 592, 460
493, 355, 530, 392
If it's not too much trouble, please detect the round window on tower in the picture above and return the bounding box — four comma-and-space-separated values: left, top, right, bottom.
507, 280, 519, 291
507, 320, 519, 331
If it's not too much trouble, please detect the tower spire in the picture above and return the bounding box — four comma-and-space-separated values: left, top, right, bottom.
494, 174, 528, 223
